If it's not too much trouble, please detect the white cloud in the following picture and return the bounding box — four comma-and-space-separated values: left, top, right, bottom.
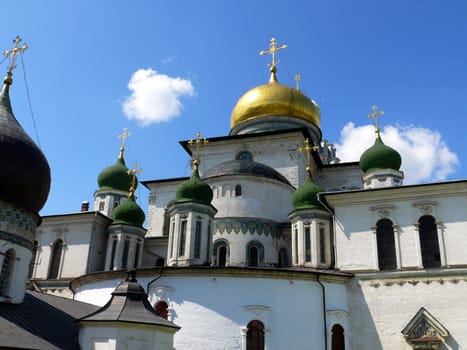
335, 122, 459, 184
122, 68, 195, 126
162, 56, 177, 64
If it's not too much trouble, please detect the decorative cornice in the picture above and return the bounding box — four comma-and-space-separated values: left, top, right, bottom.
214, 218, 282, 238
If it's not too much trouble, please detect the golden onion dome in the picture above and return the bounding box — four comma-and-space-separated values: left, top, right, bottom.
230, 67, 321, 131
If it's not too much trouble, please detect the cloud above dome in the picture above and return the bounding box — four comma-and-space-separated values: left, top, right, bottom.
335, 123, 459, 184
122, 68, 195, 126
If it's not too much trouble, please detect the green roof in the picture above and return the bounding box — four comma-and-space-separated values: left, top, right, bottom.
292, 175, 324, 210
175, 167, 213, 205
112, 193, 145, 227
359, 135, 402, 173
98, 157, 137, 192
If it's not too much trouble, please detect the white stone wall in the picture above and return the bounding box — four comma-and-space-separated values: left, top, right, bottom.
74, 273, 349, 350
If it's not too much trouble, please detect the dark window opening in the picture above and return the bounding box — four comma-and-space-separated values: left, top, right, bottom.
419, 215, 441, 268
28, 241, 39, 278
235, 184, 242, 197
48, 239, 63, 279
376, 219, 397, 270
247, 320, 265, 350
331, 324, 345, 350
122, 239, 130, 269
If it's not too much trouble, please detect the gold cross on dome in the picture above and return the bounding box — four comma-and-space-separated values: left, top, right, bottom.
127, 162, 143, 194
118, 128, 131, 149
259, 37, 287, 68
298, 138, 319, 171
294, 74, 301, 90
368, 105, 384, 133
187, 132, 209, 167
4, 36, 28, 73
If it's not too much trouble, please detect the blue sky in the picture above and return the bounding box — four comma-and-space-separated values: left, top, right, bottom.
1, 0, 466, 216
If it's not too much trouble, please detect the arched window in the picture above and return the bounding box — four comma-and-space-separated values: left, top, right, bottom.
419, 216, 441, 268
155, 300, 169, 320
247, 320, 265, 350
213, 240, 229, 266
48, 239, 63, 279
134, 241, 141, 268
331, 324, 345, 350
0, 249, 15, 297
376, 219, 397, 270
122, 238, 130, 269
235, 184, 242, 197
236, 151, 253, 161
29, 241, 39, 278
247, 241, 264, 267
278, 247, 289, 267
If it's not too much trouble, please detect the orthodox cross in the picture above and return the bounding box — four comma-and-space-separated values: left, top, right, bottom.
187, 132, 208, 167
4, 36, 28, 73
259, 37, 287, 68
294, 74, 301, 90
298, 138, 319, 172
127, 162, 143, 194
117, 128, 131, 158
368, 105, 384, 133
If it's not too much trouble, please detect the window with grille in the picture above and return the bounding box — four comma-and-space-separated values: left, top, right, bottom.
419, 215, 441, 268
247, 320, 265, 350
376, 219, 397, 270
0, 249, 15, 296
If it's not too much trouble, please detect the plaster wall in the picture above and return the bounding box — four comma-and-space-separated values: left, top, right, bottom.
146, 181, 180, 238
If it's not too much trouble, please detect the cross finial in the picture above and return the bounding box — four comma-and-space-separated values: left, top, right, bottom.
117, 128, 131, 159
259, 37, 287, 70
294, 74, 301, 90
3, 36, 28, 84
127, 162, 143, 195
368, 105, 384, 135
187, 132, 209, 169
298, 138, 319, 175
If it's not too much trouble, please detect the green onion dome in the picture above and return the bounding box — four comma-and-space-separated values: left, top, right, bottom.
292, 173, 324, 210
98, 154, 137, 192
175, 166, 213, 205
360, 133, 402, 173
0, 75, 51, 214
112, 192, 145, 227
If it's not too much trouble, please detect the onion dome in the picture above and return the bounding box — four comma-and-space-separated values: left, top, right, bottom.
230, 66, 320, 132
360, 132, 402, 173
0, 73, 51, 214
175, 163, 213, 205
292, 171, 324, 210
98, 151, 137, 192
112, 191, 145, 227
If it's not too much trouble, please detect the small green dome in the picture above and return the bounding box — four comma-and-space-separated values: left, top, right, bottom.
112, 193, 145, 227
175, 167, 213, 205
292, 176, 324, 210
98, 157, 137, 192
360, 135, 402, 173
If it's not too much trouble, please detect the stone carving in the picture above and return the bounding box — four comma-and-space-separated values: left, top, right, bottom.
411, 319, 437, 338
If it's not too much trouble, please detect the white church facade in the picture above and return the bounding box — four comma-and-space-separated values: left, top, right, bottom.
1, 37, 466, 349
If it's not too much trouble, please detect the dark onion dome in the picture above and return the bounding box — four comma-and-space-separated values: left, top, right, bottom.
112, 192, 145, 227
0, 75, 50, 214
292, 173, 324, 210
230, 67, 320, 131
98, 153, 137, 192
175, 166, 213, 205
204, 159, 291, 186
359, 133, 402, 173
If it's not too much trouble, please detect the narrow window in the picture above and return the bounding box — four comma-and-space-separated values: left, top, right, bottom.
109, 238, 117, 270
376, 219, 397, 270
206, 222, 212, 261
319, 225, 326, 264
48, 239, 63, 279
179, 220, 187, 256
247, 320, 265, 350
305, 225, 311, 262
214, 240, 229, 266
247, 241, 264, 267
99, 201, 105, 211
218, 246, 227, 266
122, 239, 130, 269
28, 241, 39, 278
249, 246, 259, 267
155, 301, 169, 320
293, 226, 298, 265
419, 216, 441, 268
134, 241, 141, 268
0, 249, 15, 296
278, 248, 289, 268
331, 324, 345, 350
194, 221, 202, 259
169, 220, 175, 258
235, 184, 242, 197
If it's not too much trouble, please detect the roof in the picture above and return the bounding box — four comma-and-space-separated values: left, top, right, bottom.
0, 290, 98, 350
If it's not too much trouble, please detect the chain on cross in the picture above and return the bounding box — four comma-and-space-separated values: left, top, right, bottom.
368, 105, 384, 133
127, 162, 143, 194
298, 138, 319, 172
187, 132, 209, 168
259, 37, 287, 69
4, 36, 28, 74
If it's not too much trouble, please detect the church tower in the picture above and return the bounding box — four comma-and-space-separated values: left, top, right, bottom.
0, 37, 51, 303
288, 139, 332, 268
105, 164, 146, 270
360, 106, 403, 189
167, 133, 216, 266
94, 128, 137, 218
